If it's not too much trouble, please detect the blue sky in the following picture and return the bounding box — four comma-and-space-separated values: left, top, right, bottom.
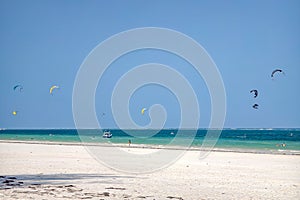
1, 0, 299, 129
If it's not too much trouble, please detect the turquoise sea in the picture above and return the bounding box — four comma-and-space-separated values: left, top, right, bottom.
0, 129, 300, 152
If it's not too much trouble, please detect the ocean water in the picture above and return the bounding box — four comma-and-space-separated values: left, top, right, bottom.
0, 129, 300, 151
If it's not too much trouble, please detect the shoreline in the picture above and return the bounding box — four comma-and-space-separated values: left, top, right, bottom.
1, 127, 300, 130
1, 139, 299, 156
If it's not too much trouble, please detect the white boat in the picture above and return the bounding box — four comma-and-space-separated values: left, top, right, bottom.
102, 130, 112, 138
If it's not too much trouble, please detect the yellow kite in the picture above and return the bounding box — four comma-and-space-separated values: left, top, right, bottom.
141, 108, 147, 115
49, 85, 59, 94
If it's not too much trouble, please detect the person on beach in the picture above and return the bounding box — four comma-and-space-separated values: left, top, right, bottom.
128, 139, 131, 147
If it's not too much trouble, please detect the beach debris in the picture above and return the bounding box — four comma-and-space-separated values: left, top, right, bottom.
64, 184, 75, 187
31, 183, 41, 186
99, 192, 110, 196
1, 176, 24, 188
252, 104, 259, 109
49, 85, 59, 95
0, 182, 107, 199
122, 193, 131, 198
2, 179, 14, 184
250, 89, 258, 98
166, 196, 184, 200
13, 84, 23, 92
141, 107, 147, 115
271, 69, 285, 79
136, 195, 146, 198
105, 186, 126, 190
136, 195, 154, 199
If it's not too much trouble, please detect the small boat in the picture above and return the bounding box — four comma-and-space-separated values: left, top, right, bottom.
102, 130, 112, 138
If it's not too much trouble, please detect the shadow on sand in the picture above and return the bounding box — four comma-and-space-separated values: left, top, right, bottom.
0, 173, 140, 186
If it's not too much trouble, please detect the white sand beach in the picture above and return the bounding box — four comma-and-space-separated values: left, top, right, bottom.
0, 141, 299, 199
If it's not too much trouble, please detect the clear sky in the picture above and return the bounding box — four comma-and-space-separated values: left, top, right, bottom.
1, 0, 300, 129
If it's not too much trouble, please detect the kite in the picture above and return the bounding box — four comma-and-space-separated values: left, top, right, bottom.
271, 69, 284, 78
49, 85, 59, 95
141, 108, 147, 115
13, 85, 23, 92
250, 89, 258, 98
252, 104, 259, 109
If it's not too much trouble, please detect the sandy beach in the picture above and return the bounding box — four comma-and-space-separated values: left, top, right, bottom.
0, 141, 299, 200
